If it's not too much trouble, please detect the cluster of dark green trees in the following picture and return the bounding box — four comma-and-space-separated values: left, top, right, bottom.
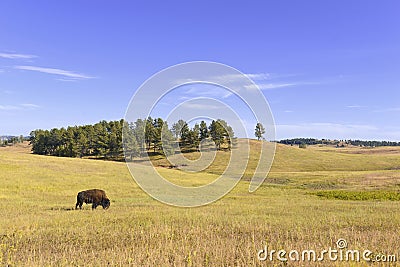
123, 118, 235, 160
30, 120, 124, 158
345, 139, 400, 147
278, 138, 400, 147
30, 118, 235, 159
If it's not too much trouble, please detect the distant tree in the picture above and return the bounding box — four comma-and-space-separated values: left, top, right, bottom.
209, 119, 234, 150
184, 124, 200, 151
218, 119, 234, 150
145, 117, 155, 150
93, 122, 109, 158
199, 121, 209, 140
76, 129, 88, 158
152, 118, 164, 152
66, 126, 79, 157
108, 120, 123, 158
255, 122, 266, 141
160, 121, 176, 156
133, 119, 146, 155
122, 121, 139, 161
179, 121, 190, 147
299, 143, 307, 149
85, 125, 95, 156
172, 119, 188, 140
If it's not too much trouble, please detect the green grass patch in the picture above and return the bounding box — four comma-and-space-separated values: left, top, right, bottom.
312, 190, 400, 201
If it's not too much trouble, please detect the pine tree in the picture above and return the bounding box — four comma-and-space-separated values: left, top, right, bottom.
160, 121, 176, 156
145, 117, 154, 151
199, 121, 208, 140
122, 121, 139, 161
134, 119, 146, 155
255, 122, 266, 141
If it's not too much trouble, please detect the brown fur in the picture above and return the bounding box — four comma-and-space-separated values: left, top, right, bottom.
75, 189, 110, 210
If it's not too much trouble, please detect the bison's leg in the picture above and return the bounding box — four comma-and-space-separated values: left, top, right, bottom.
76, 194, 83, 210
92, 203, 98, 210
75, 201, 83, 209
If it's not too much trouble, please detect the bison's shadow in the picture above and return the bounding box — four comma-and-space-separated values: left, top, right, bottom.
48, 207, 75, 211
48, 206, 111, 211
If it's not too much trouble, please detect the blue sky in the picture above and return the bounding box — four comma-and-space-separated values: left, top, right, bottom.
0, 1, 399, 140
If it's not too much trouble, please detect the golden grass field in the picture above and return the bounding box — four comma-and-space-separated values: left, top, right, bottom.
1, 141, 400, 266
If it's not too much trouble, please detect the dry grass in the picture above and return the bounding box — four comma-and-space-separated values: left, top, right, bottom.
1, 142, 400, 266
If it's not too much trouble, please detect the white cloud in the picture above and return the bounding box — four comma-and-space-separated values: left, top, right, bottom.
181, 102, 220, 110
0, 103, 40, 111
214, 73, 272, 82
173, 73, 272, 87
183, 86, 233, 99
245, 73, 271, 80
346, 105, 363, 108
244, 83, 297, 91
15, 65, 95, 80
0, 105, 20, 111
209, 73, 272, 85
0, 52, 37, 59
173, 72, 311, 94
20, 103, 41, 109
56, 78, 79, 82
258, 83, 297, 90
373, 107, 400, 113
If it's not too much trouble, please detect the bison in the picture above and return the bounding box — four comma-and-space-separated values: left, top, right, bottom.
75, 189, 110, 210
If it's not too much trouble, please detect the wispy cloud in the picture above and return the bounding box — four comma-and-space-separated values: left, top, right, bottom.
245, 73, 271, 80
217, 73, 272, 81
210, 73, 272, 84
213, 72, 302, 83
183, 86, 233, 99
346, 105, 363, 108
173, 72, 315, 95
173, 73, 272, 86
244, 82, 299, 91
0, 105, 19, 111
257, 83, 298, 90
373, 107, 400, 113
0, 52, 37, 59
0, 103, 40, 111
215, 73, 313, 91
20, 103, 40, 109
181, 102, 220, 110
15, 65, 95, 80
56, 78, 79, 82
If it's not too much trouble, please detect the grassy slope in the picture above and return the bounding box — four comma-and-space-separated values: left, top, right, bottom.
0, 142, 400, 266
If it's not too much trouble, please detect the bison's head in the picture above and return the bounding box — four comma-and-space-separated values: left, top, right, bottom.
102, 198, 110, 209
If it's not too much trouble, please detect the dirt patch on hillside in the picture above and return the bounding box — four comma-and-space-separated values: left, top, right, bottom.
0, 142, 32, 154
340, 148, 400, 155
314, 146, 400, 155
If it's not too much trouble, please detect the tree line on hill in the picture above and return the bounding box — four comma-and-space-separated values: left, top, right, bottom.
278, 138, 400, 147
0, 135, 27, 146
29, 118, 235, 159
